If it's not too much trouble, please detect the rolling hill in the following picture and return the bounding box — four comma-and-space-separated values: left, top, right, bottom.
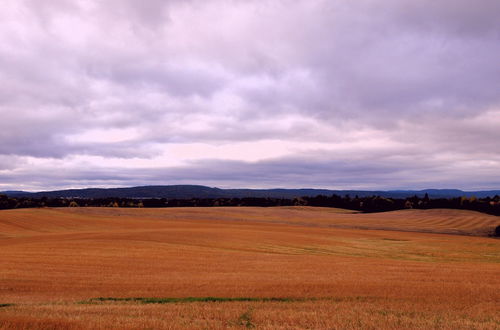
2, 185, 500, 199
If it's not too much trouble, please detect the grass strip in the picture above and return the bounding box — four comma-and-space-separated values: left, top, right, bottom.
79, 297, 309, 304
78, 296, 380, 305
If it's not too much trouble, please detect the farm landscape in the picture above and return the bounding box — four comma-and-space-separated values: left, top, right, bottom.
0, 206, 499, 329
2, 0, 500, 328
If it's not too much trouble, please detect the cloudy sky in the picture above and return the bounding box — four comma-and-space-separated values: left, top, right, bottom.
1, 0, 499, 191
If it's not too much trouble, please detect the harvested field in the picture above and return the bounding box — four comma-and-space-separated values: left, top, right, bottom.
0, 207, 499, 329
1, 206, 497, 237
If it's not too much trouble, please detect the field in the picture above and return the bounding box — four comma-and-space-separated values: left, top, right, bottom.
0, 207, 499, 329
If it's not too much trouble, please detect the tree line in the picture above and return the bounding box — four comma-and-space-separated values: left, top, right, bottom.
1, 193, 500, 216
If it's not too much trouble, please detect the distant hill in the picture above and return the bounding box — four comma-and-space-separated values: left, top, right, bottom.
2, 185, 500, 199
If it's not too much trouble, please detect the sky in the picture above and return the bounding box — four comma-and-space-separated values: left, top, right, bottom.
1, 0, 499, 191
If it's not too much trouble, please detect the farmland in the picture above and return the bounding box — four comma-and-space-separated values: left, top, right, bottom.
0, 207, 499, 329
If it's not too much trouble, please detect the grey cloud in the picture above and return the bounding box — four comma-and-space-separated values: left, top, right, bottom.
101, 0, 172, 28
282, 0, 500, 122
385, 0, 500, 37
100, 62, 229, 98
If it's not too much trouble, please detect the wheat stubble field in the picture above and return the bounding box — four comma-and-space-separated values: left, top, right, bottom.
0, 207, 499, 329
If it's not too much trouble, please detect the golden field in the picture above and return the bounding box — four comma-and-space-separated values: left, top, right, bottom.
0, 207, 499, 329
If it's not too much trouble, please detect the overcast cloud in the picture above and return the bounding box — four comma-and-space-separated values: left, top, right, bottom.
1, 0, 499, 191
